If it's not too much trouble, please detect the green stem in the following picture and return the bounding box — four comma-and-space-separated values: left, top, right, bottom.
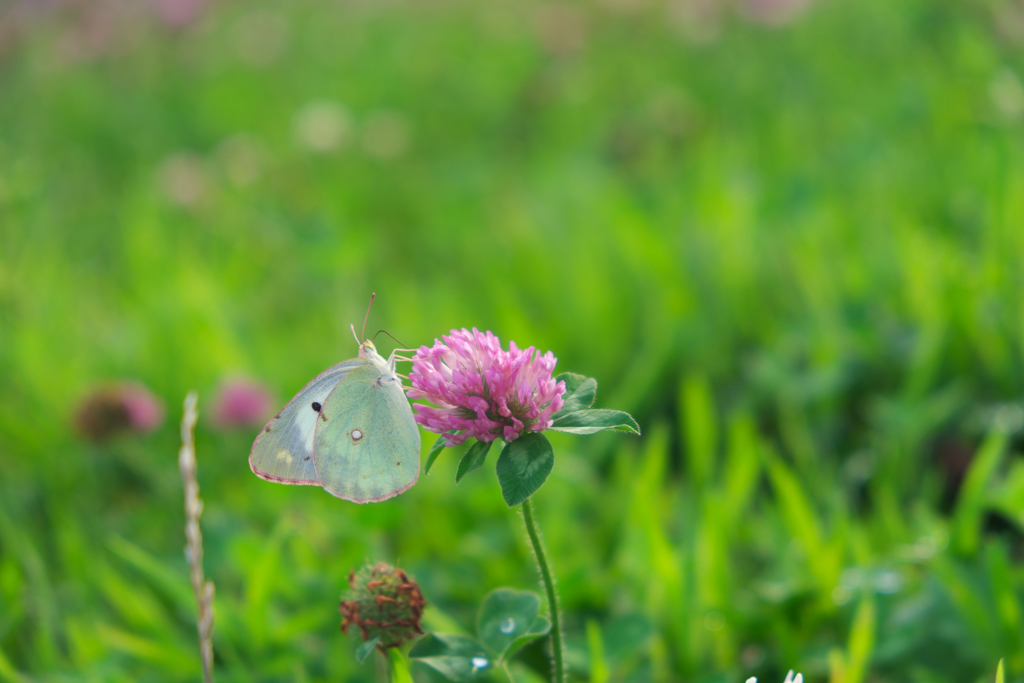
522, 497, 564, 683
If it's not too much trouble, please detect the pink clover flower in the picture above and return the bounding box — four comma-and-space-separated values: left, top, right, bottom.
212, 377, 273, 429
408, 328, 566, 446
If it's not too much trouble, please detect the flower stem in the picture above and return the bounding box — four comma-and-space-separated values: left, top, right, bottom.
522, 497, 564, 683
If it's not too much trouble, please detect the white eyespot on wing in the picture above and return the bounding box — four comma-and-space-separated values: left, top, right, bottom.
351, 429, 363, 441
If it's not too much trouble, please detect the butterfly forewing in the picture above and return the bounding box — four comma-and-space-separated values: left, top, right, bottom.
249, 359, 368, 485
314, 363, 421, 503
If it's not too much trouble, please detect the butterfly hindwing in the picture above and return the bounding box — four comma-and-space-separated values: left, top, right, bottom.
249, 359, 368, 485
313, 363, 421, 503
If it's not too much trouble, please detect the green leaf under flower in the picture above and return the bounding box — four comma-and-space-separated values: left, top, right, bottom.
456, 440, 492, 483
553, 373, 597, 415
495, 433, 554, 507
478, 588, 551, 661
355, 635, 380, 663
549, 409, 641, 435
425, 431, 460, 475
409, 633, 492, 681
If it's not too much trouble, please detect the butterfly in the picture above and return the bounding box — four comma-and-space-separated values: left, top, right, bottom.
249, 298, 420, 503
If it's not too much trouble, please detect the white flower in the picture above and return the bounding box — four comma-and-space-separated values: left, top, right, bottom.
746, 671, 804, 683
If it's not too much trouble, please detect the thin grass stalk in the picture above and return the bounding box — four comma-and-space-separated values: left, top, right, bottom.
179, 391, 215, 683
522, 497, 564, 683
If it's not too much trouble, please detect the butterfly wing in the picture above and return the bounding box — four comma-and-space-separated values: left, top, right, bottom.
313, 363, 421, 503
249, 359, 369, 485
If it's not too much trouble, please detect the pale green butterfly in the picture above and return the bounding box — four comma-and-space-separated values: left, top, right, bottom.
249, 298, 420, 503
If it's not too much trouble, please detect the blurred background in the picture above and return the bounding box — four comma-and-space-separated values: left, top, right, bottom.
2, 0, 1024, 680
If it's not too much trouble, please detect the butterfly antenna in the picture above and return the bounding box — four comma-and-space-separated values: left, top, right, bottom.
374, 329, 409, 349
361, 292, 376, 343
350, 324, 360, 346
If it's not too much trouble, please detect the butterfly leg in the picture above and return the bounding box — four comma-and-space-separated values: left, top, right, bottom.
388, 349, 415, 372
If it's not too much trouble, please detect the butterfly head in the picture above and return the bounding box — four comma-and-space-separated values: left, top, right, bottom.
351, 318, 393, 372
352, 323, 378, 357
358, 339, 391, 369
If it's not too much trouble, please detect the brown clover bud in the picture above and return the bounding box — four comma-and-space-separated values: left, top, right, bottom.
339, 562, 426, 649
74, 381, 165, 441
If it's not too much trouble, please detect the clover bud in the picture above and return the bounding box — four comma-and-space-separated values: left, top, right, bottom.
74, 381, 165, 441
339, 562, 425, 649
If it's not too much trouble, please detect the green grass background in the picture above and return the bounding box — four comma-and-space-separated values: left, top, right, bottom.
1, 0, 1023, 680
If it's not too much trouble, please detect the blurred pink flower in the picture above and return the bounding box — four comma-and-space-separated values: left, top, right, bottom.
121, 384, 165, 430
74, 381, 165, 441
408, 328, 566, 446
212, 377, 273, 429
153, 0, 208, 27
